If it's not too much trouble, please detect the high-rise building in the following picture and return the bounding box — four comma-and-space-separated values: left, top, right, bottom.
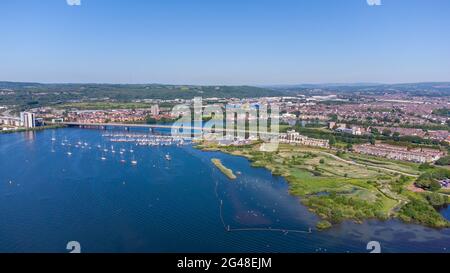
21, 112, 36, 128
151, 105, 160, 116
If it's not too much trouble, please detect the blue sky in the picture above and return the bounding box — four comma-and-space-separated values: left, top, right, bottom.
1, 0, 449, 85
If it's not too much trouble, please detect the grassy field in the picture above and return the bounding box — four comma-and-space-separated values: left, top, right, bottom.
198, 142, 450, 229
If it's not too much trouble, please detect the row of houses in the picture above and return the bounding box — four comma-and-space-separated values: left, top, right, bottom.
329, 122, 364, 135
279, 130, 330, 148
353, 143, 445, 163
329, 122, 450, 143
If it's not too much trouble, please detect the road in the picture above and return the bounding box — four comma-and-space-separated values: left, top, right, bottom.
58, 121, 279, 136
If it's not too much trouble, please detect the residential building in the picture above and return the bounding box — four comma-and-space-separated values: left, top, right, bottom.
21, 112, 36, 128
279, 130, 330, 148
353, 143, 445, 163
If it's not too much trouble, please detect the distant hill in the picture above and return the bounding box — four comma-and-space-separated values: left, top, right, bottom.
270, 82, 450, 97
2, 81, 450, 111
0, 82, 285, 109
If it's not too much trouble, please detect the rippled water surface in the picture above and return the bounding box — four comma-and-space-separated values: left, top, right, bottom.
0, 128, 449, 253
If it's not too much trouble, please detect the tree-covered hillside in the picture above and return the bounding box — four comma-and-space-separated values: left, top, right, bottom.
0, 82, 284, 110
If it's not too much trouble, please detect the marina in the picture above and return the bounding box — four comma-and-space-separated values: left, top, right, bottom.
102, 132, 190, 147
43, 131, 194, 166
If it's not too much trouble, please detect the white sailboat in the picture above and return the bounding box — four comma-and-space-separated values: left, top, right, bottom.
100, 144, 107, 160
119, 148, 126, 163
101, 150, 107, 161
131, 154, 138, 165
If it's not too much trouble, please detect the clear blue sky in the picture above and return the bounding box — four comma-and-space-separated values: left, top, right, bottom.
1, 0, 449, 85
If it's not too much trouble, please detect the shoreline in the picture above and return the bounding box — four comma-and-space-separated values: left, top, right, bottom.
0, 124, 66, 135
196, 142, 450, 230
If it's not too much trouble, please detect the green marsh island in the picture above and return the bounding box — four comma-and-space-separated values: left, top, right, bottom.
211, 158, 237, 180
